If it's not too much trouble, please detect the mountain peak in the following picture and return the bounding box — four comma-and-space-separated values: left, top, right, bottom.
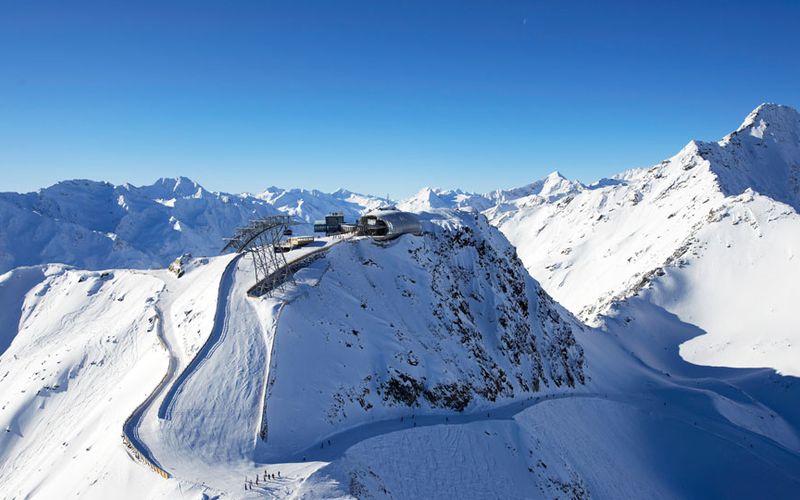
415, 187, 448, 207
147, 176, 206, 198
688, 103, 800, 210
731, 103, 800, 142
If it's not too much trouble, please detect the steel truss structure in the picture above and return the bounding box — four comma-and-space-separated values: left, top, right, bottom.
222, 215, 298, 297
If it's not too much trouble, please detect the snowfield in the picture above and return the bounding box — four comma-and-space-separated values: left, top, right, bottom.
0, 103, 799, 498
0, 265, 175, 498
403, 103, 800, 377
1, 209, 798, 498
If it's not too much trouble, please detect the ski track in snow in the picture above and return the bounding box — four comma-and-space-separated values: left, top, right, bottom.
2, 104, 800, 498
122, 305, 173, 475
122, 238, 347, 481
158, 254, 240, 422
133, 230, 799, 497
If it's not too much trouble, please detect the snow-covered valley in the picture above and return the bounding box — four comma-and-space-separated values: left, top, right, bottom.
1, 104, 799, 498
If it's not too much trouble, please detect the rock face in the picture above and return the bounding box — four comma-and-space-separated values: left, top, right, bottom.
391, 104, 800, 377
264, 210, 585, 451
480, 103, 800, 375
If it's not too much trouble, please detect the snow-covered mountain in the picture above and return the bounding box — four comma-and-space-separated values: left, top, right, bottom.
255, 187, 389, 227
486, 103, 800, 376
0, 179, 386, 274
260, 211, 585, 453
1, 102, 799, 498
398, 171, 585, 213
398, 187, 495, 212
0, 211, 584, 496
2, 209, 798, 498
0, 177, 273, 273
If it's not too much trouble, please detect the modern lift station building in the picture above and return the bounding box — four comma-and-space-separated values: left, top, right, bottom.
358, 208, 423, 241
313, 208, 423, 241
313, 212, 346, 235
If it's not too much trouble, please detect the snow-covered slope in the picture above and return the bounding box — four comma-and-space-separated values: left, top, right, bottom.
635, 192, 800, 376
712, 103, 800, 209
489, 104, 800, 376
1, 209, 799, 498
0, 264, 177, 498
262, 210, 585, 454
0, 211, 583, 497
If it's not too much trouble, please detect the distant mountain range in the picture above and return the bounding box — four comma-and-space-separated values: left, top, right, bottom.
1, 103, 798, 376
0, 177, 388, 273
1, 104, 799, 498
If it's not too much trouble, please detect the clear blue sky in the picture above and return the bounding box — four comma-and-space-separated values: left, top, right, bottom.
2, 1, 799, 197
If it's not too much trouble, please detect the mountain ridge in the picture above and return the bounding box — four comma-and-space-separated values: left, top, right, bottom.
483, 103, 800, 376
0, 103, 799, 498
0, 178, 387, 274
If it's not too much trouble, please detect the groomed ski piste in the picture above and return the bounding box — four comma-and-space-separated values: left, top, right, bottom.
1, 210, 799, 498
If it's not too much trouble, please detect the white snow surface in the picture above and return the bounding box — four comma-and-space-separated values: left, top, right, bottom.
1, 104, 800, 498
473, 103, 800, 376
262, 211, 584, 456
1, 209, 799, 498
0, 178, 386, 274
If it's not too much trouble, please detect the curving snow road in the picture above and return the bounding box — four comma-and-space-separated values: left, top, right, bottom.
123, 237, 346, 478
121, 306, 175, 477
158, 254, 241, 421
